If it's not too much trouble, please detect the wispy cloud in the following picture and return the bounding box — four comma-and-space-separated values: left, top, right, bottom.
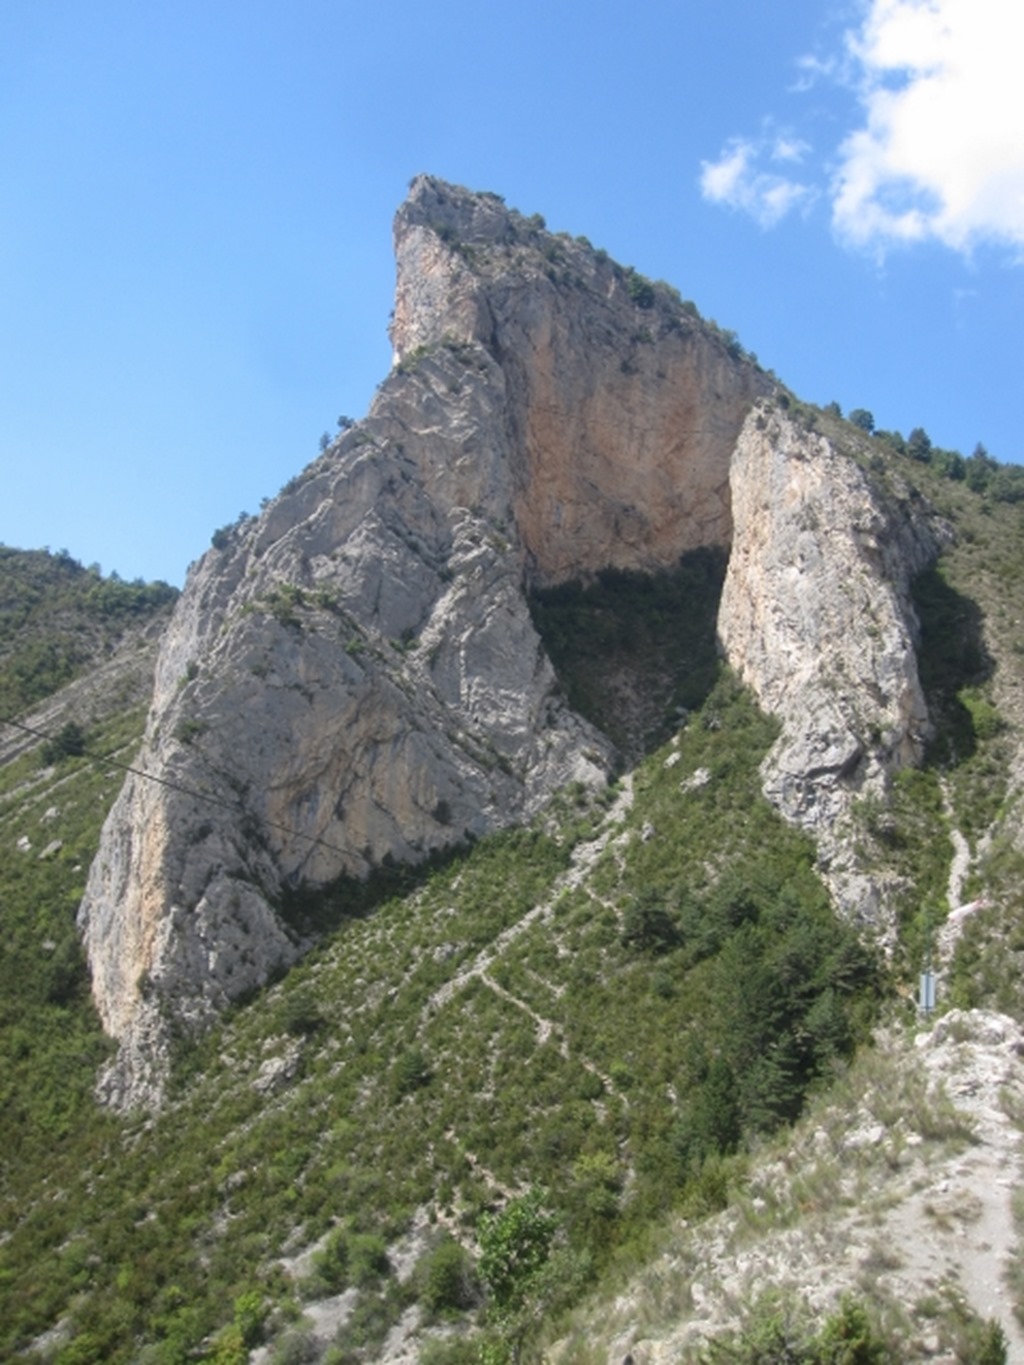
789, 52, 840, 94
699, 132, 815, 228
702, 0, 1024, 259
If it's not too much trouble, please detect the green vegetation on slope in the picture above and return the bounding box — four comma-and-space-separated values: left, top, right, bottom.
0, 671, 881, 1363
0, 710, 148, 1154
887, 444, 1024, 1023
0, 546, 177, 718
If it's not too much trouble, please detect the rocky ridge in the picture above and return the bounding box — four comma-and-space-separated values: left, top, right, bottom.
79, 176, 942, 1108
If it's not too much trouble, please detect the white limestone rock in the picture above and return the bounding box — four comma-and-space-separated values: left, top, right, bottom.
719, 404, 945, 926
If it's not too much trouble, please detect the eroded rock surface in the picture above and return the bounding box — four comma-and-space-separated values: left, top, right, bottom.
720, 405, 945, 927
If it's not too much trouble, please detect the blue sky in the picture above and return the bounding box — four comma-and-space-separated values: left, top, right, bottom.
2, 0, 1022, 586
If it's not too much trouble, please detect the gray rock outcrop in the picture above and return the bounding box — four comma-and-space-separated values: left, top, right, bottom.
720, 404, 944, 926
78, 176, 940, 1107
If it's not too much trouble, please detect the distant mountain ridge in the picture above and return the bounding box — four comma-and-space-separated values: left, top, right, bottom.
0, 546, 176, 716
0, 547, 177, 766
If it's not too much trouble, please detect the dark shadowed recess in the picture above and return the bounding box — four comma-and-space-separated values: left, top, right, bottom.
528, 546, 728, 762
275, 843, 473, 941
912, 565, 994, 765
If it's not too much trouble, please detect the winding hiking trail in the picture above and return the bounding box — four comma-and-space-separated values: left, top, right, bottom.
423, 775, 634, 1023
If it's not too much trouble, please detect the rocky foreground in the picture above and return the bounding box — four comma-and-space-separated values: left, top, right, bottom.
554, 1009, 1024, 1363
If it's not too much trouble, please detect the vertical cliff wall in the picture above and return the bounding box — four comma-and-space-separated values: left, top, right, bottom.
390, 178, 769, 583
720, 404, 943, 926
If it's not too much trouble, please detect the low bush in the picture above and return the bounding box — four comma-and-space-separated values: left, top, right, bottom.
416, 1237, 480, 1316
702, 1291, 892, 1363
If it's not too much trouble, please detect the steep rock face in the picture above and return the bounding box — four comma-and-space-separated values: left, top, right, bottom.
391, 177, 772, 582
720, 405, 944, 924
79, 178, 944, 1107
79, 177, 771, 1107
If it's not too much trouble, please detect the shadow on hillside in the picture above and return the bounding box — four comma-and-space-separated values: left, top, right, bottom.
529, 546, 727, 764
276, 842, 470, 940
912, 566, 995, 765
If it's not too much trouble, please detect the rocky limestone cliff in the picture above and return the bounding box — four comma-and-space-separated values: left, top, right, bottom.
721, 404, 944, 928
390, 178, 771, 583
79, 177, 939, 1107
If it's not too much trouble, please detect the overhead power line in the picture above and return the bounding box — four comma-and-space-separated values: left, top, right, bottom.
0, 714, 351, 858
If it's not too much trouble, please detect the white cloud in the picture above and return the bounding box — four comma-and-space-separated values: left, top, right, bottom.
772, 136, 810, 165
790, 52, 838, 93
700, 134, 814, 228
701, 0, 1024, 258
832, 0, 1024, 253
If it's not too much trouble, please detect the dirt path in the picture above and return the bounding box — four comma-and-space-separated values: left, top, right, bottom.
572, 1010, 1024, 1364
902, 1013, 1024, 1361
422, 776, 634, 1021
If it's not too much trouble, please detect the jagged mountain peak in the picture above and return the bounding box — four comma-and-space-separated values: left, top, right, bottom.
78, 179, 937, 1109
389, 176, 771, 588
399, 173, 517, 242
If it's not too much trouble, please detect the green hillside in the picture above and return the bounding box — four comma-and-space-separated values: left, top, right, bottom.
1, 670, 880, 1364
0, 546, 177, 719
0, 415, 1022, 1363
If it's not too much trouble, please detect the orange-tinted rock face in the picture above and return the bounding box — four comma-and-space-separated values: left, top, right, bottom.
509, 313, 753, 583
392, 176, 770, 586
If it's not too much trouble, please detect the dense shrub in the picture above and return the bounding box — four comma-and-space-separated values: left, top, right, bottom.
39, 720, 86, 765
478, 1189, 557, 1310
416, 1237, 479, 1316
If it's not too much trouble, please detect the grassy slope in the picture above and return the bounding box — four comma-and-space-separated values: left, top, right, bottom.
0, 672, 878, 1363
0, 546, 177, 719
0, 427, 1022, 1361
